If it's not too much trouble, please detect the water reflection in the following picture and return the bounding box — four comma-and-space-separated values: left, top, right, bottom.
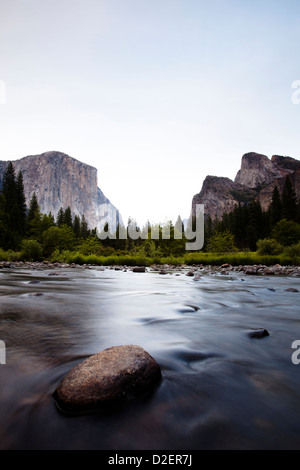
0, 267, 299, 449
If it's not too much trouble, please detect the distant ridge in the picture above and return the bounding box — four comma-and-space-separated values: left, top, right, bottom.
192, 152, 300, 220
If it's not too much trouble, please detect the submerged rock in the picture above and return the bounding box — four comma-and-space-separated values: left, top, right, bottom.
284, 288, 299, 293
248, 329, 270, 339
54, 345, 162, 413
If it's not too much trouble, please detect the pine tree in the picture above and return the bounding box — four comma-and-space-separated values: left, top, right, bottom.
16, 171, 27, 236
282, 176, 298, 221
64, 207, 73, 227
73, 215, 81, 238
80, 214, 89, 239
26, 193, 43, 240
56, 208, 65, 227
27, 193, 39, 224
269, 185, 282, 226
246, 200, 265, 251
2, 162, 17, 229
0, 193, 5, 247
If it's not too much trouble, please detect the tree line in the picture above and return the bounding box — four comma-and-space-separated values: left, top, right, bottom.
0, 162, 299, 260
0, 162, 187, 260
205, 175, 300, 253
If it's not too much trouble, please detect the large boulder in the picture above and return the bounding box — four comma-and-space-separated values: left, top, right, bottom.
54, 345, 162, 413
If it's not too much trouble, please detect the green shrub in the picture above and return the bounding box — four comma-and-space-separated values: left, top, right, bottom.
21, 239, 43, 261
207, 230, 238, 253
272, 219, 300, 246
257, 238, 283, 256
283, 242, 300, 264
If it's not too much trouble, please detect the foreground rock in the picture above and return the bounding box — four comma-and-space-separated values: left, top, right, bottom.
54, 345, 162, 413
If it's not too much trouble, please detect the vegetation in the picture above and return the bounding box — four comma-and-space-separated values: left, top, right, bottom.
0, 163, 299, 265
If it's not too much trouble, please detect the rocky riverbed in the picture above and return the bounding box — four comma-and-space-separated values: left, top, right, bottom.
1, 260, 300, 278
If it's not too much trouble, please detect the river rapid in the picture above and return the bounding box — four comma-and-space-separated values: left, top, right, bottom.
0, 266, 300, 450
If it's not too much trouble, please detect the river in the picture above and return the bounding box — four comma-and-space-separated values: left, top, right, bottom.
0, 266, 300, 450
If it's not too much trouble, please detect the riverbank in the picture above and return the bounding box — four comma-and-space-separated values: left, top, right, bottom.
1, 260, 300, 277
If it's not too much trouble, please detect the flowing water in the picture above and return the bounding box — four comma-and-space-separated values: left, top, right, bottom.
0, 266, 300, 450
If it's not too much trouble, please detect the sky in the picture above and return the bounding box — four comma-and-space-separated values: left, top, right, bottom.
0, 0, 300, 226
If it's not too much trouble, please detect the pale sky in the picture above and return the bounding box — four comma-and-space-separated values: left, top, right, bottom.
0, 0, 300, 226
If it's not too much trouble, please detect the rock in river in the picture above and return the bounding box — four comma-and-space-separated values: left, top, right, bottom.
54, 345, 162, 413
248, 329, 270, 339
132, 267, 146, 273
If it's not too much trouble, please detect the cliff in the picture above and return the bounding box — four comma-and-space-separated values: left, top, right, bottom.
0, 151, 121, 231
192, 152, 300, 220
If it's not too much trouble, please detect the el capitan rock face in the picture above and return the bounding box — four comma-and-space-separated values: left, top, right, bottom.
0, 151, 121, 230
192, 152, 300, 220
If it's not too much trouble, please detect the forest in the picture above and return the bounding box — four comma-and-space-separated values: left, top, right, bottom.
0, 162, 300, 265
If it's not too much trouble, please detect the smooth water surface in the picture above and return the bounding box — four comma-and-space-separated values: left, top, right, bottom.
0, 267, 300, 450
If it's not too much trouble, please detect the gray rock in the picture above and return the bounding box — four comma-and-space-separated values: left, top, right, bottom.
186, 271, 195, 277
132, 267, 146, 273
263, 268, 275, 275
54, 345, 162, 413
245, 267, 257, 275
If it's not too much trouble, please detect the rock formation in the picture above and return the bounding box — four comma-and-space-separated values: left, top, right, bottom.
0, 151, 121, 231
192, 152, 300, 220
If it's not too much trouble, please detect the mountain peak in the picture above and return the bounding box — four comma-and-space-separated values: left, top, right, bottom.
234, 152, 283, 188
192, 151, 300, 220
0, 151, 121, 231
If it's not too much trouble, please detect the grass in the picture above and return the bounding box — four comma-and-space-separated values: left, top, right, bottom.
0, 248, 299, 267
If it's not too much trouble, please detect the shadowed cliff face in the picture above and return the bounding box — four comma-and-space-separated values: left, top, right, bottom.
192, 152, 300, 220
234, 152, 285, 188
0, 151, 121, 230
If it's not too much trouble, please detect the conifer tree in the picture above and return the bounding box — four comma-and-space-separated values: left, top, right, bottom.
27, 193, 39, 224
56, 208, 65, 227
282, 176, 298, 221
26, 193, 43, 240
269, 185, 282, 226
64, 207, 73, 227
0, 193, 5, 248
16, 171, 27, 236
73, 215, 81, 238
80, 214, 89, 239
2, 162, 17, 230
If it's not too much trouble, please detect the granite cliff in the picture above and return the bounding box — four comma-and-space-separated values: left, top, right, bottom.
0, 151, 121, 231
192, 152, 300, 220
